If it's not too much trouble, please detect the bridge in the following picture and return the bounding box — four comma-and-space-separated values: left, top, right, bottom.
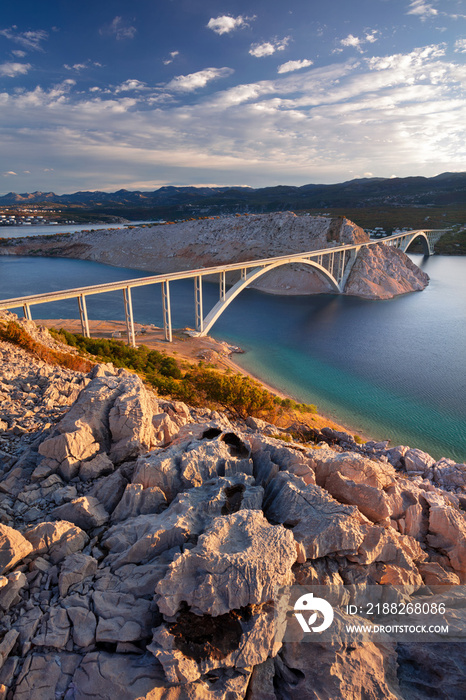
0, 228, 446, 346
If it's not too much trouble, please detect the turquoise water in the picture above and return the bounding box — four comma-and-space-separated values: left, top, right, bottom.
0, 254, 465, 461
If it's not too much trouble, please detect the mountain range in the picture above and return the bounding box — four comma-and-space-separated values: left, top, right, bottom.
1, 172, 466, 213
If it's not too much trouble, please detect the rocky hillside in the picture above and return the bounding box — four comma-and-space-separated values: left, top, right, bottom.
1, 314, 465, 699
0, 212, 428, 298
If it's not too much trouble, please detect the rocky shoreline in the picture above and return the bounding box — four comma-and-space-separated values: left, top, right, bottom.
1, 313, 465, 698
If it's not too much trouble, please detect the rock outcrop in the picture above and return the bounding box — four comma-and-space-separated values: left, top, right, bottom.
345, 243, 429, 299
1, 318, 465, 698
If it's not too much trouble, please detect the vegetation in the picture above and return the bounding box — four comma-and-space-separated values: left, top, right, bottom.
50, 329, 318, 421
0, 321, 93, 373
433, 228, 466, 255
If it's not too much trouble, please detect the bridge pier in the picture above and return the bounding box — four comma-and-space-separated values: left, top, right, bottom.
123, 287, 136, 347
340, 247, 360, 290
195, 276, 203, 333
219, 271, 226, 301
162, 281, 172, 342
23, 303, 32, 321
78, 294, 90, 338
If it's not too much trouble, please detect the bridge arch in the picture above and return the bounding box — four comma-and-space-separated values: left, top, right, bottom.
199, 257, 340, 337
400, 231, 430, 255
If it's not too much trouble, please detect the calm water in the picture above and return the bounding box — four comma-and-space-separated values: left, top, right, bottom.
0, 221, 154, 239
0, 254, 465, 462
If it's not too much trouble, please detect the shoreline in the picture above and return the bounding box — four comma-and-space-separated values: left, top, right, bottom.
35, 317, 367, 439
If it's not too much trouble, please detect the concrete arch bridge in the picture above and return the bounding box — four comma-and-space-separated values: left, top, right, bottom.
0, 228, 446, 345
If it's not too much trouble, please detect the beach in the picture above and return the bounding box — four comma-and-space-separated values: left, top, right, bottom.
35, 317, 360, 437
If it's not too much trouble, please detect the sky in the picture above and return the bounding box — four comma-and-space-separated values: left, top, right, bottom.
1, 0, 466, 194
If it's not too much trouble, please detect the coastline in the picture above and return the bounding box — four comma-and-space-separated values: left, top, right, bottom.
35, 317, 366, 439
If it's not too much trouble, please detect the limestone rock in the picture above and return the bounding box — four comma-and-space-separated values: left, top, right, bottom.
132, 445, 182, 502
278, 634, 401, 700
156, 509, 296, 617
53, 496, 109, 530
13, 607, 43, 655
38, 368, 157, 481
93, 590, 155, 643
149, 603, 281, 684
397, 642, 466, 699
108, 372, 157, 462
247, 657, 276, 699
418, 561, 460, 588
0, 523, 33, 574
32, 607, 71, 648
79, 452, 114, 481
324, 471, 391, 523
404, 447, 436, 475
58, 552, 98, 597
103, 476, 261, 570
0, 570, 27, 611
0, 630, 18, 671
313, 449, 395, 490
433, 458, 466, 492
179, 436, 253, 490
251, 435, 316, 487
152, 412, 183, 446
345, 243, 429, 299
69, 651, 168, 700
13, 652, 81, 700
38, 424, 100, 481
110, 483, 167, 522
24, 520, 88, 563
264, 471, 365, 559
67, 606, 97, 648
88, 470, 127, 514
427, 501, 466, 580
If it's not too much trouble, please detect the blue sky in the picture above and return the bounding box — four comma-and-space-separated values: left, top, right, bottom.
1, 0, 466, 193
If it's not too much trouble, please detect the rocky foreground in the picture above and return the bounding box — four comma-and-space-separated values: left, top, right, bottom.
0, 212, 429, 298
1, 318, 466, 699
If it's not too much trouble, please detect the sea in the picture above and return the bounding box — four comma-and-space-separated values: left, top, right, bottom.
0, 223, 465, 463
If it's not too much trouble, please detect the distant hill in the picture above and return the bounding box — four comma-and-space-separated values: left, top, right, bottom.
1, 172, 466, 213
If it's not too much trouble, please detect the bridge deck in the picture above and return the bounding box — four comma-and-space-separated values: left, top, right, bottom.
0, 229, 446, 310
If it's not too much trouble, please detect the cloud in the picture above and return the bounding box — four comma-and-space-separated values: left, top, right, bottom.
0, 62, 31, 77
367, 44, 446, 72
115, 79, 148, 93
64, 61, 102, 72
100, 16, 136, 40
11, 50, 26, 58
163, 51, 179, 65
166, 67, 234, 92
340, 31, 380, 54
207, 15, 255, 35
406, 1, 438, 20
249, 37, 290, 58
1, 43, 465, 192
455, 39, 466, 53
2, 171, 17, 176
278, 59, 313, 74
0, 27, 48, 51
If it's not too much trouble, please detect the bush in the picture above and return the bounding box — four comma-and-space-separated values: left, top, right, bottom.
52, 328, 318, 421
